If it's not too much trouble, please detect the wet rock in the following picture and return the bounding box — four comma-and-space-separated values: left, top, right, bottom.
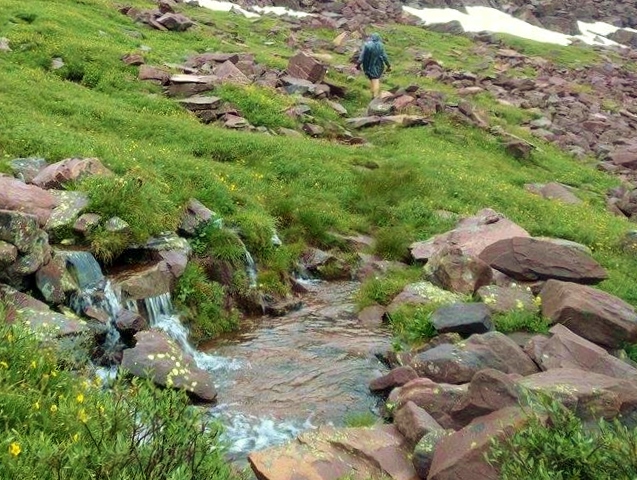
518, 368, 637, 421
533, 324, 637, 381
479, 237, 607, 284
0, 177, 58, 227
394, 401, 442, 445
115, 309, 147, 337
390, 378, 468, 430
0, 241, 17, 266
301, 247, 350, 280
450, 369, 520, 427
178, 198, 215, 236
410, 331, 538, 384
114, 261, 172, 301
31, 157, 112, 190
476, 284, 537, 314
413, 429, 454, 480
369, 365, 419, 393
429, 407, 538, 480
214, 60, 250, 85
104, 216, 131, 235
0, 230, 51, 287
73, 213, 102, 236
46, 190, 89, 234
155, 13, 194, 32
20, 308, 89, 337
410, 209, 529, 262
426, 247, 493, 295
358, 304, 386, 328
35, 254, 77, 304
387, 282, 461, 315
138, 65, 170, 85
540, 279, 637, 349
248, 425, 417, 480
122, 330, 217, 402
286, 52, 326, 83
9, 157, 48, 183
431, 302, 493, 337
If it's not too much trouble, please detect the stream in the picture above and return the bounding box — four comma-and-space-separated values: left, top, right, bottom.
201, 281, 392, 459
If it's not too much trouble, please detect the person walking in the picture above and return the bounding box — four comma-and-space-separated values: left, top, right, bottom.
356, 33, 391, 99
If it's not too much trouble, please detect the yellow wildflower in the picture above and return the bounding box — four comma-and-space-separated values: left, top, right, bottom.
72, 433, 80, 443
98, 405, 105, 415
0, 361, 8, 369
76, 393, 84, 403
34, 401, 40, 410
50, 404, 58, 413
9, 442, 21, 457
78, 409, 89, 423
30, 361, 37, 369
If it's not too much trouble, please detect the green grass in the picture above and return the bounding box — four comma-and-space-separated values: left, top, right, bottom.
343, 411, 379, 428
492, 310, 551, 334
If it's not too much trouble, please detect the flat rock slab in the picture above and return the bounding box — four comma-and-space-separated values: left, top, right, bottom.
0, 177, 58, 227
287, 52, 326, 84
169, 74, 216, 84
248, 425, 418, 480
31, 157, 112, 190
431, 302, 493, 336
387, 281, 461, 315
20, 308, 89, 337
113, 261, 172, 300
176, 95, 222, 111
540, 279, 637, 348
46, 190, 89, 232
410, 209, 529, 262
479, 237, 607, 284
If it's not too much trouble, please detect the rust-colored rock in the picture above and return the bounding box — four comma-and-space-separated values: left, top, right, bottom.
369, 366, 418, 393
426, 247, 493, 295
138, 65, 170, 85
358, 304, 386, 328
0, 177, 57, 227
178, 198, 215, 236
287, 52, 327, 83
393, 401, 442, 445
31, 157, 112, 190
114, 261, 172, 301
540, 279, 637, 348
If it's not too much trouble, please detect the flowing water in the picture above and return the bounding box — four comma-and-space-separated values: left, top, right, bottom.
201, 281, 392, 459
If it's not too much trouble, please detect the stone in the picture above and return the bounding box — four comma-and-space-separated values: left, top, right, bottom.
155, 13, 194, 32
394, 401, 442, 445
369, 366, 419, 393
531, 182, 582, 204
540, 279, 637, 349
46, 190, 90, 233
0, 209, 40, 252
115, 309, 147, 335
31, 157, 112, 189
248, 425, 418, 480
223, 114, 249, 129
0, 230, 51, 286
518, 368, 637, 421
387, 282, 461, 315
410, 331, 538, 384
450, 369, 520, 427
176, 95, 222, 111
410, 209, 529, 262
302, 123, 324, 137
35, 255, 77, 304
73, 213, 102, 236
609, 144, 637, 169
286, 52, 327, 83
431, 302, 494, 337
122, 53, 144, 66
138, 65, 170, 85
534, 324, 637, 381
0, 37, 10, 52
390, 378, 468, 430
476, 284, 538, 314
122, 330, 217, 402
178, 198, 215, 236
114, 261, 172, 301
0, 241, 17, 266
327, 100, 348, 116
214, 60, 251, 85
9, 157, 48, 183
346, 116, 382, 129
0, 177, 58, 227
185, 52, 239, 68
413, 430, 453, 480
301, 248, 349, 279
104, 217, 131, 234
426, 247, 493, 295
358, 304, 386, 328
0, 284, 49, 322
479, 237, 607, 284
20, 308, 89, 337
428, 407, 537, 480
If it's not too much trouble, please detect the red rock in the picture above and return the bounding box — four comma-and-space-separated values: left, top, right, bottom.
538, 182, 582, 204
426, 247, 493, 295
410, 209, 529, 262
479, 237, 607, 284
287, 52, 327, 83
178, 198, 214, 236
428, 407, 538, 480
122, 53, 144, 66
185, 52, 239, 68
0, 241, 17, 266
249, 425, 418, 480
393, 401, 442, 444
369, 366, 418, 392
35, 255, 71, 304
32, 157, 112, 190
113, 261, 172, 301
358, 304, 386, 328
0, 177, 57, 227
73, 213, 101, 236
213, 60, 251, 85
155, 13, 194, 32
138, 65, 170, 85
540, 279, 637, 348
609, 144, 637, 170
476, 284, 537, 314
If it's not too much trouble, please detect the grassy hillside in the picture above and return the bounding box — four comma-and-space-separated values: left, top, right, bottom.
1, 0, 637, 311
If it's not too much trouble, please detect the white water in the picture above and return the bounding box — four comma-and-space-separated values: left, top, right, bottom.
59, 250, 105, 289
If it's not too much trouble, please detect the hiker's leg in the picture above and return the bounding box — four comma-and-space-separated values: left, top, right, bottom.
371, 79, 380, 98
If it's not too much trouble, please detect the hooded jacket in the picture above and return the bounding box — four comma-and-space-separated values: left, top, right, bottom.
357, 33, 390, 79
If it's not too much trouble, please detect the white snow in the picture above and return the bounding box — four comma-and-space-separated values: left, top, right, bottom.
251, 5, 313, 18
190, 0, 312, 19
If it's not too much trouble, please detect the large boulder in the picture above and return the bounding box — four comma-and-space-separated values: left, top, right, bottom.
532, 324, 637, 381
410, 332, 538, 384
121, 330, 217, 402
0, 209, 40, 252
0, 284, 50, 323
9, 157, 48, 183
476, 284, 538, 314
413, 429, 453, 480
431, 302, 493, 337
31, 157, 112, 189
45, 190, 89, 233
20, 308, 89, 337
393, 400, 443, 445
178, 198, 215, 236
410, 209, 529, 262
213, 60, 251, 85
369, 365, 419, 393
479, 237, 607, 284
387, 282, 461, 315
517, 368, 637, 421
286, 52, 327, 84
0, 177, 58, 226
426, 247, 493, 295
113, 261, 172, 301
0, 241, 17, 267
35, 253, 78, 304
428, 407, 538, 480
540, 280, 637, 348
389, 378, 468, 430
248, 425, 418, 480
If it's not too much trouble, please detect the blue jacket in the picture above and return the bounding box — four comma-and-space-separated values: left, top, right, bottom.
357, 33, 390, 79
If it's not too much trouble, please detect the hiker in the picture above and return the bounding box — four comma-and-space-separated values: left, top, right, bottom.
355, 33, 391, 98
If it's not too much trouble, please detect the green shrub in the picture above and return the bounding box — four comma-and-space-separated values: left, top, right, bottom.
356, 268, 422, 309
492, 310, 550, 334
373, 226, 412, 261
174, 263, 238, 343
192, 225, 246, 267
385, 303, 438, 344
0, 322, 236, 480
489, 397, 637, 479
88, 228, 130, 264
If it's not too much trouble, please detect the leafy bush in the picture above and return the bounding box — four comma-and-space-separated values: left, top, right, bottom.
489, 397, 637, 479
0, 321, 236, 480
191, 225, 246, 267
174, 263, 238, 343
386, 303, 438, 344
373, 226, 412, 261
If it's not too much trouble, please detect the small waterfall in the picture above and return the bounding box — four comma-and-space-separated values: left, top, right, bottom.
142, 293, 242, 373
244, 250, 257, 288
58, 250, 105, 289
